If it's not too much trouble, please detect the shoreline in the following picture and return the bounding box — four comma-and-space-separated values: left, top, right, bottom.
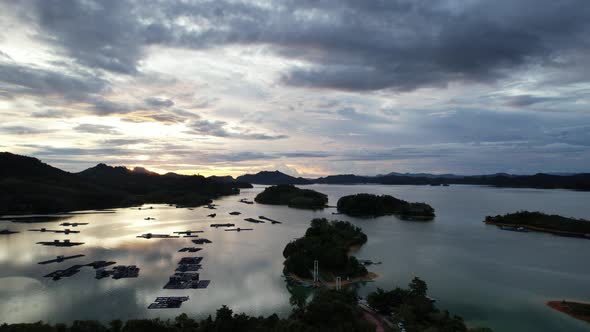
547, 300, 590, 324
286, 272, 379, 288
484, 221, 590, 239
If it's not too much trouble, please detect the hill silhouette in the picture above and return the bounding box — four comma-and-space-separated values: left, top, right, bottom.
0, 152, 249, 215
236, 170, 311, 185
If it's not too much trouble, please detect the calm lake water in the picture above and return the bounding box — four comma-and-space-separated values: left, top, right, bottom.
1, 184, 589, 331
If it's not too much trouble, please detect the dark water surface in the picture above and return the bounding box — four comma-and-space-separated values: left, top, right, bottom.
1, 184, 589, 331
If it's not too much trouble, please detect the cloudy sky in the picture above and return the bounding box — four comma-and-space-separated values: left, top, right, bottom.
1, 0, 589, 177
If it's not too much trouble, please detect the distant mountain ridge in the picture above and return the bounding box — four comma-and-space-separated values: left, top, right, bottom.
2, 152, 589, 216
238, 169, 590, 190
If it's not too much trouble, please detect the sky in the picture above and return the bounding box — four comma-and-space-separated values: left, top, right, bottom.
0, 0, 589, 177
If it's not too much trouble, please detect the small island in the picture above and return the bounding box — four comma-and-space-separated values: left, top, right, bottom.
484, 211, 590, 239
283, 218, 372, 284
255, 184, 328, 209
336, 193, 435, 220
547, 300, 590, 324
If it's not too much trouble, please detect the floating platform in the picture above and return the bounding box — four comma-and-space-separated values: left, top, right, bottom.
178, 247, 202, 253
96, 265, 140, 279
358, 259, 382, 266
44, 265, 84, 280
163, 272, 210, 289
163, 273, 211, 289
211, 223, 235, 228
37, 239, 84, 247
86, 260, 116, 269
229, 211, 241, 215
244, 218, 264, 224
499, 225, 529, 232
192, 238, 212, 244
59, 222, 88, 227
136, 233, 180, 239
178, 257, 203, 265
225, 228, 253, 232
38, 254, 85, 265
148, 296, 189, 309
29, 228, 79, 234
176, 264, 202, 272
0, 229, 19, 235
8, 216, 72, 223
259, 216, 282, 224
173, 230, 204, 235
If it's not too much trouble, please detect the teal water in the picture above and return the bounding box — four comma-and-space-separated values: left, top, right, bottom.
0, 184, 589, 331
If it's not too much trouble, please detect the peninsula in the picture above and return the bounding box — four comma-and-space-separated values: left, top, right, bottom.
337, 193, 435, 219
547, 300, 590, 324
283, 218, 371, 283
484, 211, 590, 239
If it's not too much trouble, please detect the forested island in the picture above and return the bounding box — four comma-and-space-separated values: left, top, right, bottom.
283, 219, 369, 281
547, 300, 590, 324
0, 152, 251, 215
337, 193, 435, 220
484, 211, 590, 238
255, 184, 328, 209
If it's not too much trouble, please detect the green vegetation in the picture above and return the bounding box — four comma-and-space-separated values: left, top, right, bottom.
485, 211, 590, 235
283, 218, 368, 279
0, 290, 373, 332
337, 193, 435, 219
255, 184, 328, 209
0, 153, 248, 214
367, 277, 492, 332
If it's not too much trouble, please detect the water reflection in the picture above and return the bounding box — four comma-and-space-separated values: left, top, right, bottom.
0, 185, 589, 331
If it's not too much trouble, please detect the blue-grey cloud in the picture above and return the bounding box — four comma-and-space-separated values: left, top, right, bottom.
0, 61, 109, 99
144, 97, 174, 108
0, 125, 54, 135
73, 124, 121, 135
10, 0, 589, 91
186, 119, 288, 140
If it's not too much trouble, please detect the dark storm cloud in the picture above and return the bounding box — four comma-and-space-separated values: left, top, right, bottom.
14, 0, 590, 91
30, 0, 156, 74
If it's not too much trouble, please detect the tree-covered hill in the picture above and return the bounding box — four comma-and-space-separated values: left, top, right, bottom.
255, 184, 328, 209
337, 193, 435, 219
0, 152, 248, 214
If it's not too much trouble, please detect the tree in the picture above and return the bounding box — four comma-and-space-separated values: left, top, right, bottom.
409, 276, 428, 297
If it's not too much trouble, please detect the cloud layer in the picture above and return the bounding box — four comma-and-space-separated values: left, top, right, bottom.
0, 0, 589, 176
